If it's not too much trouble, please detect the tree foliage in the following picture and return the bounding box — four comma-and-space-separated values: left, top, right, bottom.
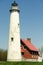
0, 49, 7, 61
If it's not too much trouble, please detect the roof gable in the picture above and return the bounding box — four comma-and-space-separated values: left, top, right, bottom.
21, 39, 38, 51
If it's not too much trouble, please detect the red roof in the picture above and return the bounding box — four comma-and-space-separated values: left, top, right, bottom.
21, 39, 38, 51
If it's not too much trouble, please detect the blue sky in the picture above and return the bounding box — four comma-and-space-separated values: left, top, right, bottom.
0, 0, 43, 50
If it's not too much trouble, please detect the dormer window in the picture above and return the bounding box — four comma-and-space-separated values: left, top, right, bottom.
24, 45, 26, 50
21, 52, 24, 55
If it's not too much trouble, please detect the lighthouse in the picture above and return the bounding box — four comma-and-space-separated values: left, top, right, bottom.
7, 1, 21, 61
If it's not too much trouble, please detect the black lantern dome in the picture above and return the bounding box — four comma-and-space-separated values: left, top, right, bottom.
12, 1, 18, 6
10, 1, 20, 12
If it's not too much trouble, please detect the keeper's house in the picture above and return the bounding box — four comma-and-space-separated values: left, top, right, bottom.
21, 38, 42, 61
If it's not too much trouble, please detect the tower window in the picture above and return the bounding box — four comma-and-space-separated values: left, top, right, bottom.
20, 44, 22, 47
18, 24, 20, 26
11, 37, 13, 41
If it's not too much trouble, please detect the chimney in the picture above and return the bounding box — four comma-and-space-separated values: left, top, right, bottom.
27, 38, 31, 42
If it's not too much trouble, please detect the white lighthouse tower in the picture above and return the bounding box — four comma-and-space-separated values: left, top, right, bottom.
7, 1, 21, 61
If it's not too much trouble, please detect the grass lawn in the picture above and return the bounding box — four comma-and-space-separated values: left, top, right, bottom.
0, 62, 43, 65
